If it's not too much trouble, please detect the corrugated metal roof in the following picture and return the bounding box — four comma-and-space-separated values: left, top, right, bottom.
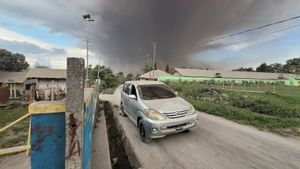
0, 71, 27, 83
173, 68, 289, 80
139, 70, 172, 79
25, 68, 66, 79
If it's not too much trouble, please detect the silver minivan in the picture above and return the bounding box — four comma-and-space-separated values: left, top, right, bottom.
121, 80, 198, 143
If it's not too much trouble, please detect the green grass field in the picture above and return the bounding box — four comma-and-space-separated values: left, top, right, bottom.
0, 104, 29, 149
168, 81, 300, 136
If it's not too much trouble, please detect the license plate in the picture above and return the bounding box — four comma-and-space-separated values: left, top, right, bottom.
175, 127, 183, 131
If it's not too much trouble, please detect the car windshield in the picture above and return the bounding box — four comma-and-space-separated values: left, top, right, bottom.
138, 84, 176, 100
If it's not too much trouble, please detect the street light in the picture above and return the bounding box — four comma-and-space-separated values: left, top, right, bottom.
82, 14, 95, 86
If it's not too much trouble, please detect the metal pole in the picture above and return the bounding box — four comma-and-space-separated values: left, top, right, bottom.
152, 41, 156, 80
97, 56, 100, 84
86, 22, 89, 85
82, 14, 95, 87
148, 55, 151, 79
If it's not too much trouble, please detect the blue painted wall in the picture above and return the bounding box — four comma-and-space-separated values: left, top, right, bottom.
82, 93, 97, 169
30, 113, 66, 169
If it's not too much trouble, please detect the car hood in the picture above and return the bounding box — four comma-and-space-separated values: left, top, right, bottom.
142, 97, 190, 113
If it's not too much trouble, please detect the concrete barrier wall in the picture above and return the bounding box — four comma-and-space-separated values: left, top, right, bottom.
28, 58, 99, 169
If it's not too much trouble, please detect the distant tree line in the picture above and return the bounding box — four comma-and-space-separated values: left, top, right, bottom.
233, 57, 300, 74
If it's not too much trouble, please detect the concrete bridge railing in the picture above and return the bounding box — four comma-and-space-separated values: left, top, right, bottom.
31, 58, 99, 169
0, 57, 100, 169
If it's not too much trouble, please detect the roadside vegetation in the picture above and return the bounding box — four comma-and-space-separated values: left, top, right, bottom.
103, 86, 118, 94
88, 65, 136, 93
0, 104, 29, 149
168, 81, 300, 136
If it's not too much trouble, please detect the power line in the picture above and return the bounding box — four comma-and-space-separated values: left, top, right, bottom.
223, 23, 300, 46
197, 15, 300, 46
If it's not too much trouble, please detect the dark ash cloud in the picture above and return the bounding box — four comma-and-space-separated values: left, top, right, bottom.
1, 0, 300, 72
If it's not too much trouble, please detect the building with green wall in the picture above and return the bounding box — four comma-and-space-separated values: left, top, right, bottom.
157, 68, 300, 86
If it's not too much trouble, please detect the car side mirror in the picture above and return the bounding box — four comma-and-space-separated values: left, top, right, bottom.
129, 94, 137, 100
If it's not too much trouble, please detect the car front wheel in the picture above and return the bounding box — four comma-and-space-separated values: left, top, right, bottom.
139, 121, 152, 143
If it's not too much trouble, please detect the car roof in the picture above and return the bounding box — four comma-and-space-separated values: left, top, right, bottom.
124, 80, 165, 86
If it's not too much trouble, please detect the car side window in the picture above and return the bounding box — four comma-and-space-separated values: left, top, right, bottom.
130, 85, 137, 98
124, 83, 131, 95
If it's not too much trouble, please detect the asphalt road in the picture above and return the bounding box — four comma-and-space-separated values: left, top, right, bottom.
100, 86, 300, 169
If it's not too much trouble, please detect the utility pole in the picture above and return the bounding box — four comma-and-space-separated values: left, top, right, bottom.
148, 55, 151, 79
150, 41, 157, 80
144, 54, 151, 79
97, 56, 101, 84
86, 38, 89, 82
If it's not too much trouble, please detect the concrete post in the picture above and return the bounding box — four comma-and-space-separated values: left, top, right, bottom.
66, 58, 85, 169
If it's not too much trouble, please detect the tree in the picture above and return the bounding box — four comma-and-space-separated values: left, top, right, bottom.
256, 63, 271, 72
255, 58, 300, 73
282, 58, 300, 74
232, 67, 254, 72
116, 72, 125, 84
125, 73, 134, 81
89, 65, 119, 88
269, 63, 283, 73
165, 64, 170, 73
142, 62, 155, 73
0, 49, 29, 71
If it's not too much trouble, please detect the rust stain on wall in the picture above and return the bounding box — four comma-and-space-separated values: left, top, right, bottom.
31, 126, 53, 151
66, 113, 82, 159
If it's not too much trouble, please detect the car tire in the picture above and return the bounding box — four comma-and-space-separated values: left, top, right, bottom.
139, 121, 152, 143
120, 103, 127, 117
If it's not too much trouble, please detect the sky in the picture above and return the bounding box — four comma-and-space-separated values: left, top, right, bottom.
1, 0, 300, 73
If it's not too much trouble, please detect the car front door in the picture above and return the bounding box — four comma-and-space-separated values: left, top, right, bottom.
128, 84, 140, 124
122, 83, 131, 116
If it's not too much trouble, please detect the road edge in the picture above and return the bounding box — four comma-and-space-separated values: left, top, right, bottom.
105, 102, 143, 169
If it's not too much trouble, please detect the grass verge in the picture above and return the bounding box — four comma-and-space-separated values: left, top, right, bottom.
0, 104, 29, 149
168, 81, 300, 136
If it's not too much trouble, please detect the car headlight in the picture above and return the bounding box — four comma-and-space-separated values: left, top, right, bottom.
144, 109, 166, 120
188, 105, 196, 115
